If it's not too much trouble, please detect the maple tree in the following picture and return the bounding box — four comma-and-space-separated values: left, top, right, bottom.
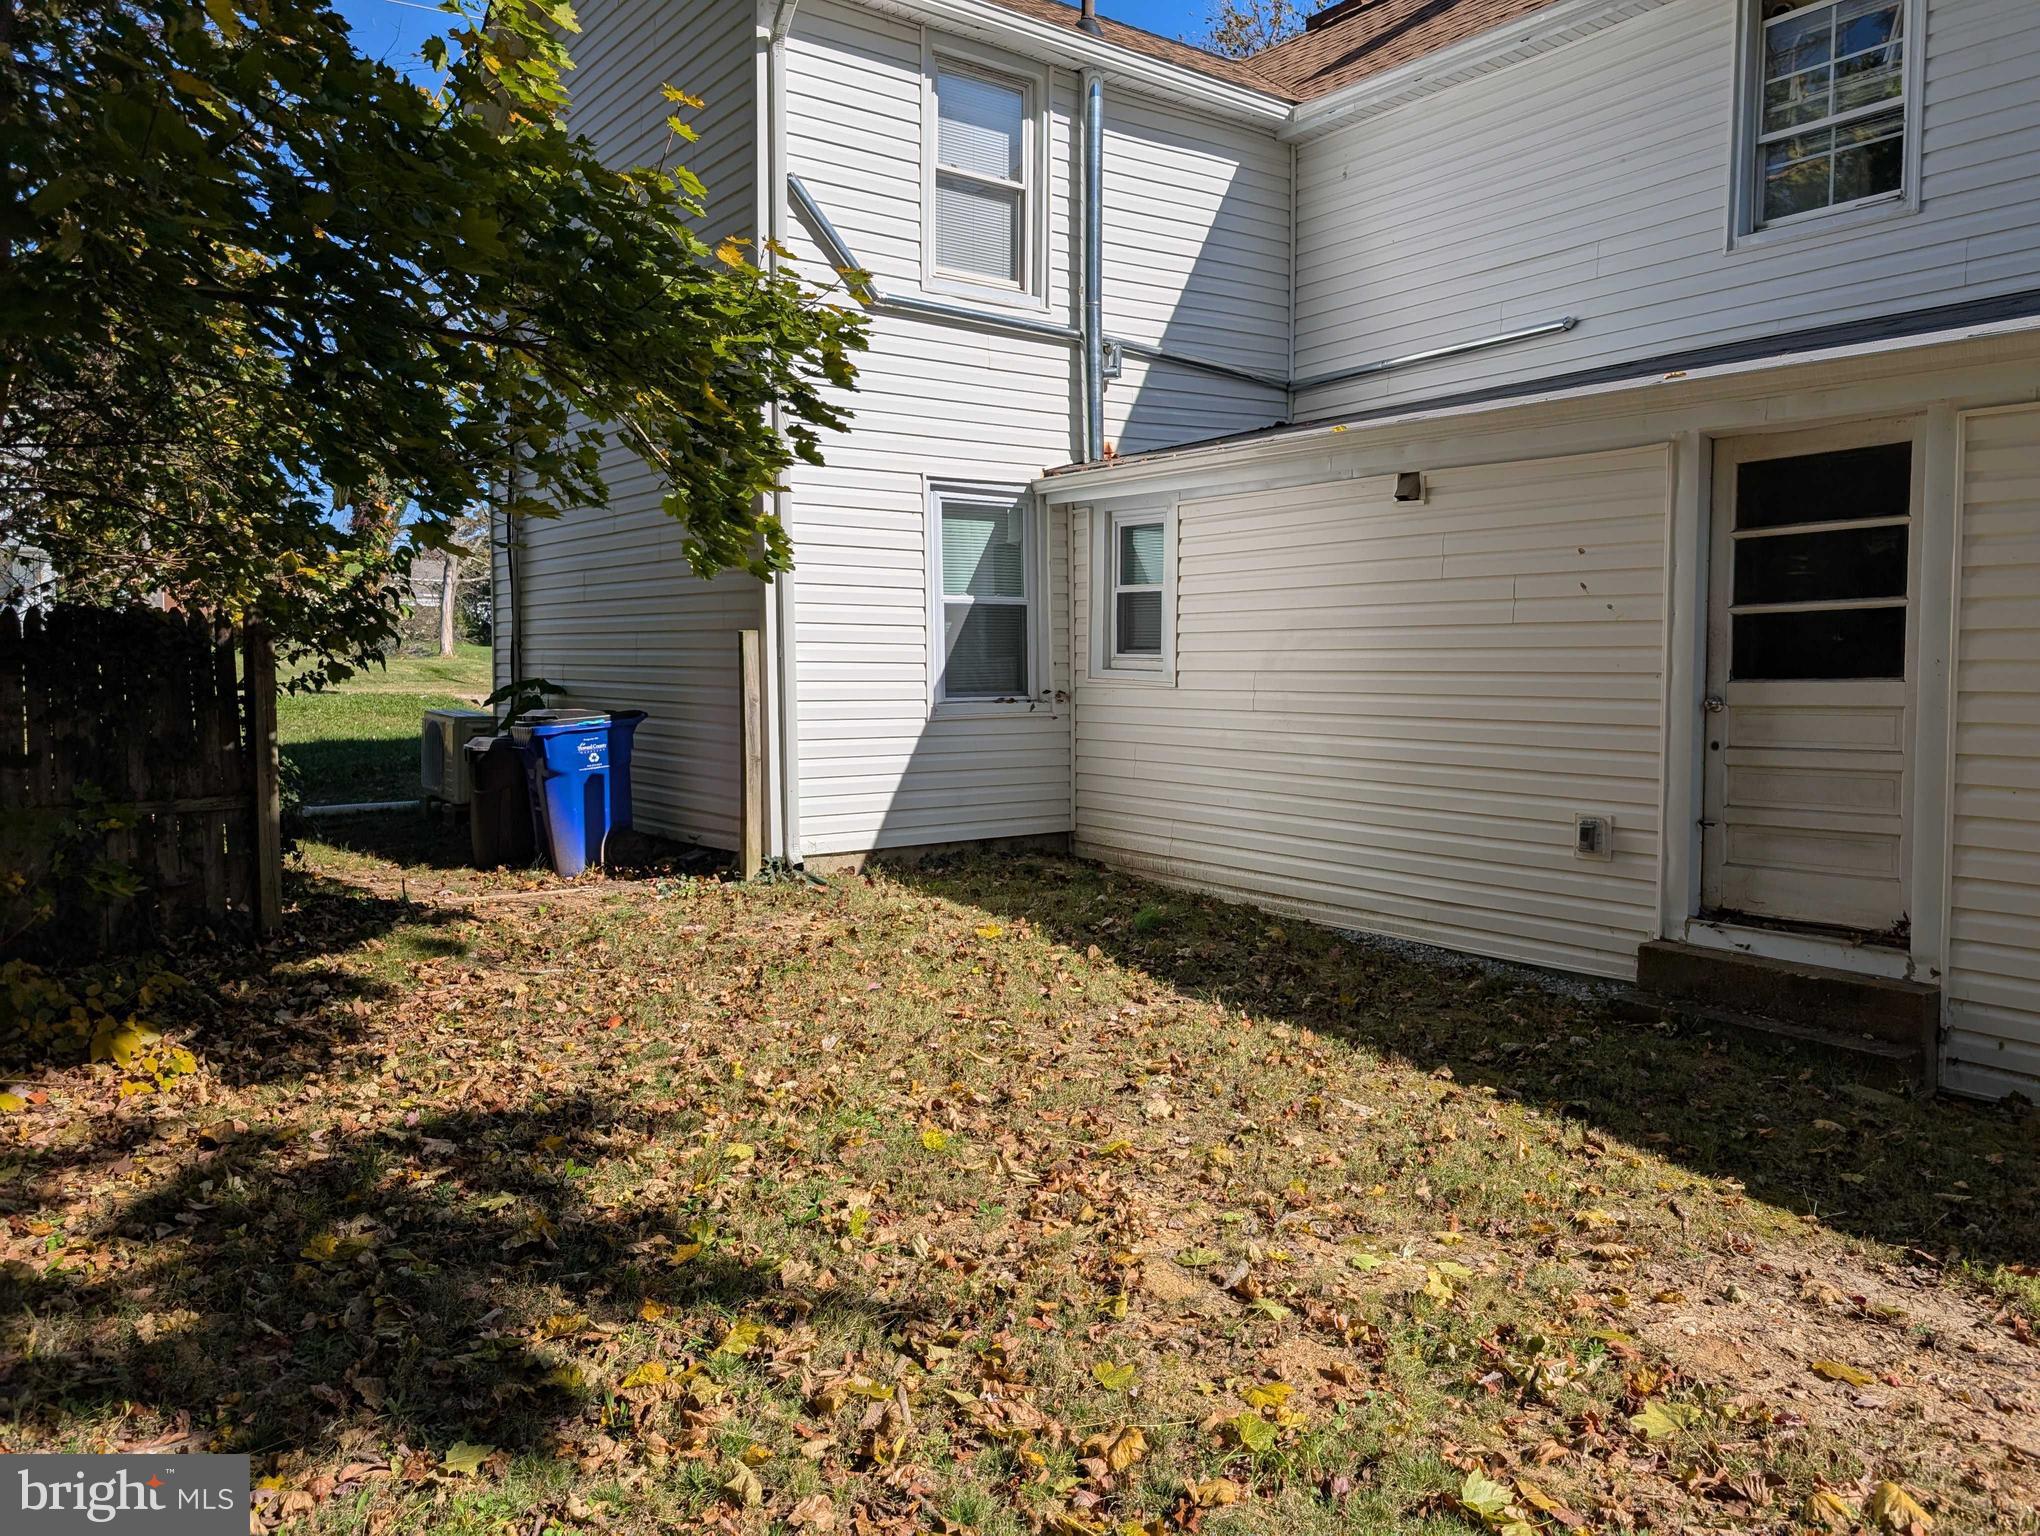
0, 0, 862, 684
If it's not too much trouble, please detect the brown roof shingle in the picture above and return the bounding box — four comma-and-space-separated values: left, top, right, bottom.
1248, 0, 1566, 99
981, 0, 1294, 98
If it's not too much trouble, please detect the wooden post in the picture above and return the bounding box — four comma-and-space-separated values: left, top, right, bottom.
738, 628, 764, 880
244, 624, 283, 934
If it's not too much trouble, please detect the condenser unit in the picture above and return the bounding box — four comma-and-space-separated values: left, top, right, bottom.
421, 708, 496, 804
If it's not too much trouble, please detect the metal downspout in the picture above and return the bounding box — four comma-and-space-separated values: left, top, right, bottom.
1081, 71, 1105, 463
768, 0, 802, 867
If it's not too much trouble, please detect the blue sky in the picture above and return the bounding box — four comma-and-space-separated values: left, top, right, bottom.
333, 0, 1217, 83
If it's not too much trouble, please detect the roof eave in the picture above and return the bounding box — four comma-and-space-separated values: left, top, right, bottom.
862, 0, 1293, 124
1033, 308, 2040, 501
1278, 0, 1678, 141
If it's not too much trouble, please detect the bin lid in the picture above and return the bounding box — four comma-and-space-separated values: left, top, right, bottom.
510, 709, 609, 744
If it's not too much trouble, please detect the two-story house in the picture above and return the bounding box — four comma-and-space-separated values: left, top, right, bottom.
491, 0, 2040, 1100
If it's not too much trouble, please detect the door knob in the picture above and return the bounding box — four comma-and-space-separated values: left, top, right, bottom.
1703, 694, 1725, 714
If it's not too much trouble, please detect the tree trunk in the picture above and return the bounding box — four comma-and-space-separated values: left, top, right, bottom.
438, 554, 460, 655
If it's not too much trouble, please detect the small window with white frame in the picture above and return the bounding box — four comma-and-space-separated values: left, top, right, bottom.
1090, 504, 1173, 681
928, 59, 1035, 295
932, 486, 1034, 705
1110, 513, 1166, 669
1743, 0, 1914, 232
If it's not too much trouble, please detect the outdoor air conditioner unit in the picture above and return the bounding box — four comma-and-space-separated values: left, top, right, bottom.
421, 708, 496, 805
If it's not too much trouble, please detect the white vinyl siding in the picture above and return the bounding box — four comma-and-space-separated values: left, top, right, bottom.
780, 0, 1289, 857
494, 0, 759, 849
1293, 0, 2040, 418
1072, 447, 1672, 979
1945, 404, 2040, 1099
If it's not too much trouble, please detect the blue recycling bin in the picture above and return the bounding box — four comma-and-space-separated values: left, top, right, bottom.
510, 710, 647, 877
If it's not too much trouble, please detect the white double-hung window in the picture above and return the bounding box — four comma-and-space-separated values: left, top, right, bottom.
1089, 504, 1174, 682
929, 62, 1034, 293
1744, 0, 1915, 231
1111, 514, 1166, 669
932, 487, 1034, 705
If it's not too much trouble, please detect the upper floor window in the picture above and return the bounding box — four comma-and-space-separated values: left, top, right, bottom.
1747, 0, 1912, 229
930, 63, 1034, 294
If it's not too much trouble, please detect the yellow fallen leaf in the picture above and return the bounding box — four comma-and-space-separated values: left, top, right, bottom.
1868, 1481, 1932, 1532
718, 1319, 768, 1356
975, 924, 1004, 939
725, 1142, 756, 1162
1804, 1489, 1858, 1529
619, 1360, 667, 1388
439, 1441, 494, 1477
722, 1461, 763, 1508
740, 1442, 773, 1467
1189, 1478, 1242, 1507
1811, 1359, 1875, 1386
919, 1126, 950, 1152
1081, 1424, 1147, 1473
1241, 1380, 1291, 1410
639, 1299, 669, 1322
0, 1092, 26, 1112
1091, 1360, 1137, 1391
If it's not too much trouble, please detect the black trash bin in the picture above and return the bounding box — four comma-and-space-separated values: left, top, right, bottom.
466, 734, 535, 868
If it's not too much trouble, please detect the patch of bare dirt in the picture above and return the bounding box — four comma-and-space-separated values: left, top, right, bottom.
1635, 1242, 2040, 1509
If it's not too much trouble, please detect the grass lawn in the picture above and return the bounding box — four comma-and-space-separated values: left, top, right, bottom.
278, 645, 493, 806
1, 835, 2034, 1535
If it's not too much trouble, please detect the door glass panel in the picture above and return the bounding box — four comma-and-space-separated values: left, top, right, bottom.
1733, 605, 1905, 679
1736, 441, 1911, 529
1733, 523, 1907, 605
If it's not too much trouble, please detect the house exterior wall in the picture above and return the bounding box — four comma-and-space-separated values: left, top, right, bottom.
496, 0, 762, 850
1291, 0, 2040, 418
780, 0, 1290, 857
1070, 447, 1673, 979
1947, 402, 2040, 1100
1048, 329, 2040, 1089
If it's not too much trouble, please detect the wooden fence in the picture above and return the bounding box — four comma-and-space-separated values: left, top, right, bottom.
0, 605, 281, 958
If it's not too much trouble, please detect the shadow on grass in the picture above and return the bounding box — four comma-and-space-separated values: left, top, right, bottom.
282, 736, 428, 807
0, 856, 927, 1473
0, 1093, 920, 1463
889, 851, 2040, 1275
299, 807, 733, 882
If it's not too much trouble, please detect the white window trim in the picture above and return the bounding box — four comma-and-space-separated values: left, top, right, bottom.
926, 480, 1052, 718
1087, 499, 1177, 686
1726, 0, 1925, 254
920, 34, 1051, 312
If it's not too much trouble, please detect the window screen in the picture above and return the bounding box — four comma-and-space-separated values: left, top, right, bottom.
934, 70, 1027, 286
938, 496, 1029, 700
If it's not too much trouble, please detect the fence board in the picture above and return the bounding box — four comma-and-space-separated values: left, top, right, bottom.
0, 604, 278, 957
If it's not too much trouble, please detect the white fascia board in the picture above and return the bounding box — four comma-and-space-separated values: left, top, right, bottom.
858, 0, 1292, 126
1033, 311, 2040, 503
1281, 0, 1677, 143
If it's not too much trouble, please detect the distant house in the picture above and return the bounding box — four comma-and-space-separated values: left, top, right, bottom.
492, 0, 2040, 1100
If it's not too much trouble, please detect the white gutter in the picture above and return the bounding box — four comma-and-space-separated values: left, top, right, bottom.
767, 0, 802, 867
874, 0, 1290, 126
